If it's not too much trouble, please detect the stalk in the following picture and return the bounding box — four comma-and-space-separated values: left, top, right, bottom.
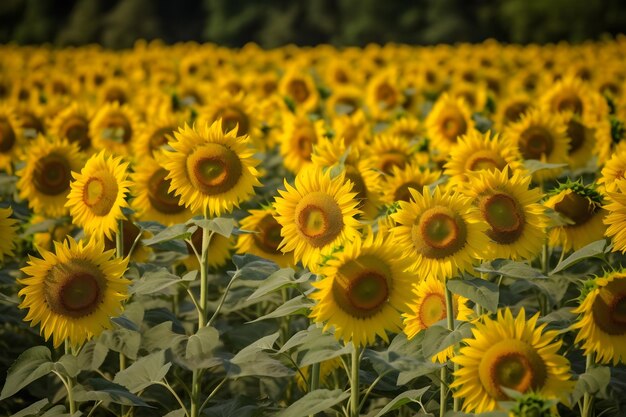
582, 353, 595, 417
350, 345, 360, 417
116, 220, 128, 417
445, 281, 459, 412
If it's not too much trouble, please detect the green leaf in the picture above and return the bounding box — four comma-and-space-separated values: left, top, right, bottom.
571, 366, 611, 404
143, 223, 194, 246
524, 159, 568, 174
98, 327, 141, 360
551, 239, 609, 275
293, 327, 352, 367
1, 346, 53, 400
130, 268, 186, 295
191, 217, 235, 237
185, 325, 221, 362
250, 294, 314, 322
277, 389, 350, 417
113, 351, 171, 393
476, 260, 546, 280
232, 254, 280, 281
77, 341, 109, 371
421, 322, 473, 359
373, 387, 429, 417
12, 398, 49, 417
247, 268, 311, 301
54, 354, 80, 378
75, 378, 152, 407
227, 332, 293, 378
447, 277, 499, 312
163, 409, 186, 417
142, 321, 186, 353
397, 362, 442, 385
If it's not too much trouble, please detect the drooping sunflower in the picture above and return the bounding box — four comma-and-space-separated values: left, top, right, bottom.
17, 135, 85, 217
90, 102, 142, 156
571, 271, 626, 365
18, 237, 130, 348
504, 109, 569, 182
49, 102, 93, 151
460, 168, 548, 261
425, 93, 475, 156
161, 121, 262, 217
236, 208, 294, 268
444, 130, 525, 186
381, 162, 440, 205
403, 276, 474, 362
451, 308, 574, 414
65, 151, 132, 240
273, 166, 361, 271
391, 186, 488, 280
309, 231, 414, 347
0, 207, 18, 264
279, 113, 325, 174
544, 180, 606, 253
0, 104, 22, 173
131, 156, 192, 226
603, 179, 626, 253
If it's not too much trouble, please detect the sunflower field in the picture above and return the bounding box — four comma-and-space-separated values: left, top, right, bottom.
1, 38, 626, 417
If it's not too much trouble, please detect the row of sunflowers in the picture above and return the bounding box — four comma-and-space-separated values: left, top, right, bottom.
1, 39, 626, 417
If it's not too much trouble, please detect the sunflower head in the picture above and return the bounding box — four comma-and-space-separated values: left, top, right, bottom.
236, 208, 294, 267
18, 237, 130, 348
0, 207, 18, 264
425, 93, 475, 155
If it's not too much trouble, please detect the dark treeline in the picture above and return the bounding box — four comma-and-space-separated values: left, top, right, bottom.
1, 0, 625, 48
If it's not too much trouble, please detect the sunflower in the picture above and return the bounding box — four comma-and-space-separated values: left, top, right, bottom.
296, 357, 343, 392
544, 180, 606, 252
451, 308, 573, 414
563, 113, 597, 170
131, 156, 192, 226
444, 130, 525, 186
387, 116, 423, 143
279, 68, 319, 113
18, 237, 130, 348
0, 104, 22, 173
425, 93, 475, 156
504, 109, 569, 182
0, 207, 18, 264
540, 76, 607, 122
325, 85, 363, 118
603, 180, 626, 253
309, 231, 414, 347
131, 111, 179, 161
65, 151, 132, 241
31, 215, 75, 252
17, 135, 85, 217
184, 227, 235, 270
90, 102, 142, 156
363, 134, 414, 176
598, 149, 626, 193
403, 276, 474, 362
572, 271, 626, 365
97, 78, 131, 106
236, 208, 294, 268
103, 219, 151, 263
49, 102, 93, 151
331, 110, 371, 148
15, 104, 46, 140
161, 121, 262, 217
365, 69, 403, 120
391, 186, 488, 280
381, 163, 440, 205
279, 113, 325, 174
461, 168, 548, 261
494, 93, 533, 131
273, 166, 361, 271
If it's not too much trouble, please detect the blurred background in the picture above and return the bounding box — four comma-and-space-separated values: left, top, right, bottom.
0, 0, 625, 48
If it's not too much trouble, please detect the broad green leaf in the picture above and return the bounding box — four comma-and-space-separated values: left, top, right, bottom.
143, 223, 194, 246
54, 354, 80, 378
203, 396, 268, 417
113, 351, 171, 393
421, 322, 473, 359
247, 268, 311, 301
1, 346, 53, 400
130, 268, 186, 295
12, 398, 49, 417
142, 321, 186, 353
476, 260, 546, 280
98, 327, 141, 360
250, 295, 314, 322
276, 389, 350, 417
571, 366, 611, 404
185, 325, 221, 361
231, 254, 280, 281
280, 326, 349, 367
74, 378, 152, 407
111, 315, 140, 331
77, 341, 109, 371
227, 332, 293, 378
397, 362, 442, 385
163, 409, 186, 417
191, 217, 235, 237
551, 239, 609, 275
373, 387, 429, 417
447, 277, 499, 312
524, 159, 568, 174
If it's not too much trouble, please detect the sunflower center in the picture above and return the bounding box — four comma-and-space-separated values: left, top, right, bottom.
104, 87, 127, 104
553, 192, 597, 226
555, 93, 583, 115
217, 107, 250, 136
102, 113, 132, 143
519, 126, 554, 159
419, 292, 446, 328
148, 127, 174, 155
44, 260, 106, 318
0, 118, 16, 153
332, 255, 391, 318
293, 127, 316, 160
253, 214, 284, 254
440, 111, 467, 142
295, 192, 344, 248
380, 152, 407, 175
21, 111, 45, 137
62, 116, 90, 150
566, 119, 586, 154
467, 150, 507, 172
344, 166, 368, 204
481, 193, 525, 244
376, 83, 397, 107
394, 181, 421, 203
288, 79, 310, 103
147, 168, 185, 214
413, 206, 468, 259
82, 176, 118, 216
504, 102, 529, 124
33, 153, 72, 196
591, 279, 626, 335
479, 339, 547, 400
187, 143, 243, 195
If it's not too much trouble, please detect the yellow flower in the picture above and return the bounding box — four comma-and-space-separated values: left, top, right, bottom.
279, 68, 319, 113
131, 111, 179, 161
0, 207, 18, 264
452, 308, 573, 413
184, 227, 235, 270
0, 104, 23, 173
18, 237, 130, 348
161, 121, 262, 217
310, 231, 414, 347
425, 93, 475, 156
49, 102, 93, 151
279, 113, 324, 174
90, 102, 142, 156
603, 179, 626, 253
236, 208, 293, 268
380, 162, 440, 205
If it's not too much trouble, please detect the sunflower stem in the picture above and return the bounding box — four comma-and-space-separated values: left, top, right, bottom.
115, 221, 129, 417
350, 345, 360, 417
64, 342, 77, 415
444, 280, 459, 412
582, 352, 595, 417
439, 366, 447, 417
